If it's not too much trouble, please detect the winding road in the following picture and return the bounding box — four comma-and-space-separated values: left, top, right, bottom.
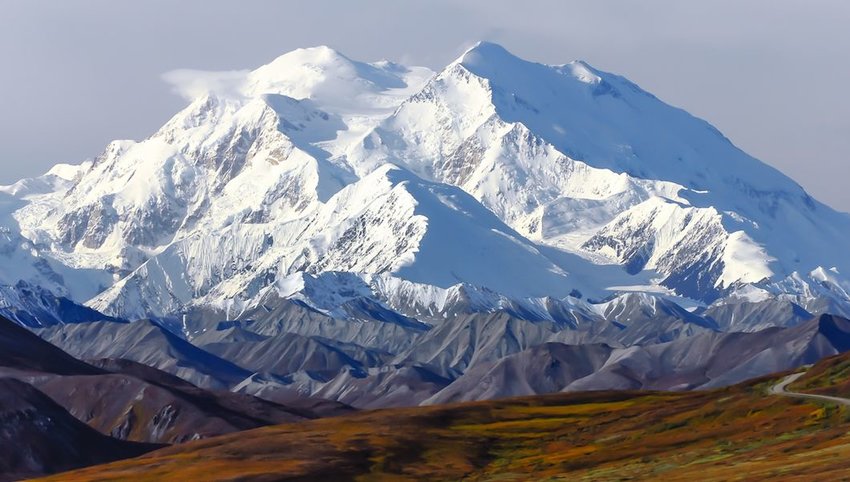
770, 371, 850, 406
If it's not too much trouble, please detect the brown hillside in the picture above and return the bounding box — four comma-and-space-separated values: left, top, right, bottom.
36, 373, 850, 481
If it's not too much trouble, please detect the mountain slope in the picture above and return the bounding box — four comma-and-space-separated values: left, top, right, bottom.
352, 41, 850, 300
36, 319, 251, 388
426, 314, 850, 403
0, 281, 117, 328
0, 315, 342, 445
30, 359, 313, 444
0, 312, 103, 376
81, 162, 581, 320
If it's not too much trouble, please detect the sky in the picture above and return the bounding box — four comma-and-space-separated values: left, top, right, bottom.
1, 0, 849, 212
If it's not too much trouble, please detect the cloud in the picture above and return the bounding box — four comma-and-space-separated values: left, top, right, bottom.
160, 69, 249, 100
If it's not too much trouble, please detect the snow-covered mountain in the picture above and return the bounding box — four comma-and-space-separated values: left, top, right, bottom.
352, 42, 850, 299
3, 41, 850, 327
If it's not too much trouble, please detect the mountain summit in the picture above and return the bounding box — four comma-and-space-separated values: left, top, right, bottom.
2, 42, 849, 324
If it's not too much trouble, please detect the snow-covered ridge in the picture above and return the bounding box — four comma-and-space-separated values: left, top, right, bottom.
2, 41, 850, 324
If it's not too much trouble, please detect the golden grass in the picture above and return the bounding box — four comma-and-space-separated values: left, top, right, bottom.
32, 379, 850, 481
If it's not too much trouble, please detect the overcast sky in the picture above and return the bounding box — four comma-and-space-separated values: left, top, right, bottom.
2, 0, 849, 211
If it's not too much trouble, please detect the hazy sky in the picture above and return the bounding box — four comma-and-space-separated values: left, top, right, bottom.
2, 0, 849, 211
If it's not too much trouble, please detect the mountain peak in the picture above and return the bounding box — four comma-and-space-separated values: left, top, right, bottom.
451, 42, 607, 97
456, 41, 527, 72
459, 41, 513, 60
261, 45, 353, 70
457, 41, 600, 82
562, 60, 603, 84
245, 46, 426, 114
248, 45, 360, 95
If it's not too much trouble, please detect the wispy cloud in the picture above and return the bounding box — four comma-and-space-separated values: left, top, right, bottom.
160, 69, 249, 100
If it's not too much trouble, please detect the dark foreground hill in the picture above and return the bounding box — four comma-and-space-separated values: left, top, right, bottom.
0, 378, 157, 482
0, 314, 351, 479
